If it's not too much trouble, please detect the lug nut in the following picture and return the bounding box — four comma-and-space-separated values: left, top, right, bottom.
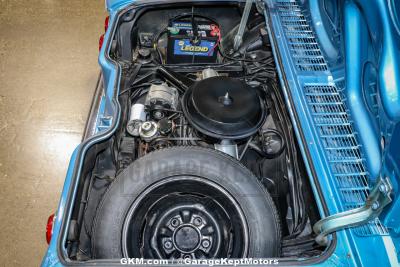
202, 240, 210, 248
171, 218, 179, 227
164, 241, 173, 249
194, 217, 202, 226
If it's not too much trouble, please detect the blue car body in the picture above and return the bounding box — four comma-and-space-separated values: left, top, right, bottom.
42, 0, 400, 266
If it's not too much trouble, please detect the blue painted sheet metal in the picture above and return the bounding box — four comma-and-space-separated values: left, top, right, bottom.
106, 0, 134, 11
272, 0, 387, 237
343, 2, 382, 182
41, 148, 79, 267
41, 0, 400, 265
265, 0, 396, 265
310, 0, 399, 255
342, 0, 400, 247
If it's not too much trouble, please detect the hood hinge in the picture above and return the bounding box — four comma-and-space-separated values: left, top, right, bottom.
313, 177, 393, 245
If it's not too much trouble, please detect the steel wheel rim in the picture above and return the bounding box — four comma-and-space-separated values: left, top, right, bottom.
122, 176, 249, 259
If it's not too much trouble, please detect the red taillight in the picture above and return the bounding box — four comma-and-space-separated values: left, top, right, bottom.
46, 213, 55, 244
105, 16, 110, 32
99, 16, 109, 51
99, 34, 105, 51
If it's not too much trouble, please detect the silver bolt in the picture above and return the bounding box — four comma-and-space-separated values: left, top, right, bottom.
372, 201, 380, 210
379, 183, 387, 193
153, 111, 163, 119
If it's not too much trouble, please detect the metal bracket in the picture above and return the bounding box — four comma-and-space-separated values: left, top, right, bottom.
233, 0, 254, 51
313, 177, 393, 245
96, 115, 113, 133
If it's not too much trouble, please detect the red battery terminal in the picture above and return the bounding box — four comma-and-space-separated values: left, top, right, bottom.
210, 24, 220, 37
209, 24, 221, 55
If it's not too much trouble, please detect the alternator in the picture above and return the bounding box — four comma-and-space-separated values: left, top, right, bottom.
145, 83, 179, 120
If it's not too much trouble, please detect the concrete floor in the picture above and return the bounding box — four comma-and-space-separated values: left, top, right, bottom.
0, 1, 106, 266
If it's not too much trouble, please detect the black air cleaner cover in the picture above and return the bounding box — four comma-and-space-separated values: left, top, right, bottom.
182, 76, 266, 139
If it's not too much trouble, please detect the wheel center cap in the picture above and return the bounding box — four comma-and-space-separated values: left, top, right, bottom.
173, 225, 200, 252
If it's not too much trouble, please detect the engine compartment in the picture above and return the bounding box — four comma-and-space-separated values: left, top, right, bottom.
124, 68, 270, 159
66, 2, 325, 262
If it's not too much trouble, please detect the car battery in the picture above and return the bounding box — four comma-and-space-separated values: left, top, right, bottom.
166, 20, 220, 64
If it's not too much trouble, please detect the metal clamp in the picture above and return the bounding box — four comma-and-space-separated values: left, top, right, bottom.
313, 177, 393, 245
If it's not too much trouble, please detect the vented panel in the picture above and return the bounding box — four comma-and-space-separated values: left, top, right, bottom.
304, 85, 388, 236
276, 0, 328, 72
274, 0, 388, 236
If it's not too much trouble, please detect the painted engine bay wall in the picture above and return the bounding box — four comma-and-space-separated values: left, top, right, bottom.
306, 0, 400, 254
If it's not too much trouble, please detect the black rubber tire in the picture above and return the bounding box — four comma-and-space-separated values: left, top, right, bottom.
92, 147, 280, 259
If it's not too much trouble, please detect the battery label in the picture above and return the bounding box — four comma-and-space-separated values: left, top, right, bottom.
172, 22, 212, 31
173, 39, 215, 57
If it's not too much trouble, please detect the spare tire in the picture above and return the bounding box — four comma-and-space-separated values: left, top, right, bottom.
92, 147, 280, 259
